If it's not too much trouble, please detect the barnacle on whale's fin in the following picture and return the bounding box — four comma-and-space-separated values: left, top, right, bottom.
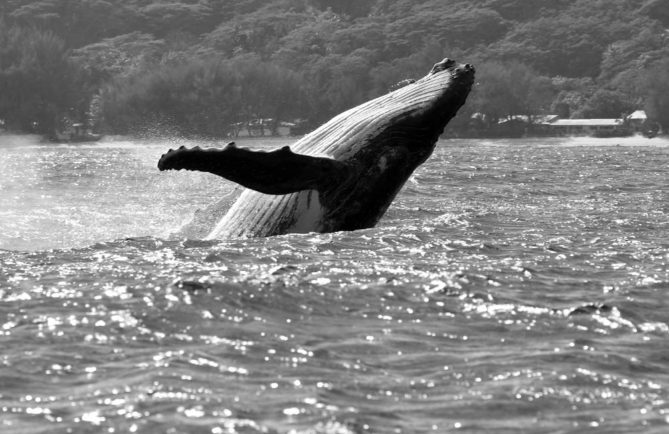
158, 142, 351, 195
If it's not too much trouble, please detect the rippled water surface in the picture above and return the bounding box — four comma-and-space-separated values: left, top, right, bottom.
1, 135, 669, 433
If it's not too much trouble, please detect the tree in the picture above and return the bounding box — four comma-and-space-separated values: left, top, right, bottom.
642, 58, 669, 132
484, 0, 567, 20
382, 4, 508, 58
0, 21, 81, 136
230, 54, 305, 130
368, 40, 460, 97
598, 25, 667, 83
549, 76, 596, 118
574, 89, 636, 119
471, 61, 554, 123
8, 0, 140, 48
305, 50, 374, 121
310, 0, 375, 18
491, 0, 649, 79
269, 9, 344, 68
202, 8, 314, 59
98, 55, 305, 137
494, 16, 604, 78
140, 2, 217, 38
641, 0, 669, 26
70, 32, 166, 81
4, 0, 666, 139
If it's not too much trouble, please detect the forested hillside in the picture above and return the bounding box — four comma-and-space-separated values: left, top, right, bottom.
1, 0, 668, 138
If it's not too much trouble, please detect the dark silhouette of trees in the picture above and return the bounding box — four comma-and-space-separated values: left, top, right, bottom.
310, 0, 375, 18
643, 58, 669, 132
7, 0, 140, 48
550, 76, 595, 120
70, 32, 167, 82
575, 89, 636, 119
140, 2, 218, 38
471, 61, 554, 123
1, 0, 668, 138
99, 55, 304, 137
0, 21, 82, 137
641, 0, 669, 26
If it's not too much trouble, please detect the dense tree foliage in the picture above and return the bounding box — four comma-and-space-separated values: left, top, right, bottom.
100, 55, 305, 137
643, 59, 669, 132
472, 61, 554, 122
0, 21, 81, 136
1, 0, 667, 138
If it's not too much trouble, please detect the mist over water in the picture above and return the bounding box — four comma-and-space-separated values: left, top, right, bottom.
1, 136, 669, 433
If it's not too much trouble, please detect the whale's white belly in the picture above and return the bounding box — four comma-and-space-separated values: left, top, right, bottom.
205, 190, 325, 239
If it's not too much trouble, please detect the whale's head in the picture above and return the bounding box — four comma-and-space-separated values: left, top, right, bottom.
298, 58, 475, 162
375, 58, 475, 163
299, 58, 475, 232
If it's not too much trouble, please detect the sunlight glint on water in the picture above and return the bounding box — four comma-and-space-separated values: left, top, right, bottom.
1, 136, 668, 433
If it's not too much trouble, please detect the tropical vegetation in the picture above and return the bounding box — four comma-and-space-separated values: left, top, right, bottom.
1, 0, 668, 138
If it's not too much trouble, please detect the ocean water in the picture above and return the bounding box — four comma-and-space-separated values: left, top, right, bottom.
1, 135, 668, 433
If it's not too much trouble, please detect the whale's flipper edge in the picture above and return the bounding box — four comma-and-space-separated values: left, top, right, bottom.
158, 143, 351, 195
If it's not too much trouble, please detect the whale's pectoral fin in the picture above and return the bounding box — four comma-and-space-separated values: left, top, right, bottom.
158, 143, 351, 195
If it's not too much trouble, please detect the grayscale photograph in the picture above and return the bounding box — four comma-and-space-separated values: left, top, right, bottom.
1, 1, 668, 433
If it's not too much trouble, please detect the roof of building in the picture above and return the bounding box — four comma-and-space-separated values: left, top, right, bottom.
627, 110, 647, 120
498, 114, 560, 124
536, 115, 560, 124
548, 119, 623, 127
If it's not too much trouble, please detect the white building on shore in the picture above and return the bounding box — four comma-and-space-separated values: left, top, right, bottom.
537, 110, 648, 136
543, 118, 625, 136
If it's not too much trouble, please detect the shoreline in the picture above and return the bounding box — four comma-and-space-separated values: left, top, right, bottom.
2, 131, 668, 147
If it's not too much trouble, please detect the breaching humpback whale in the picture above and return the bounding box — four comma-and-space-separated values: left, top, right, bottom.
158, 58, 474, 238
